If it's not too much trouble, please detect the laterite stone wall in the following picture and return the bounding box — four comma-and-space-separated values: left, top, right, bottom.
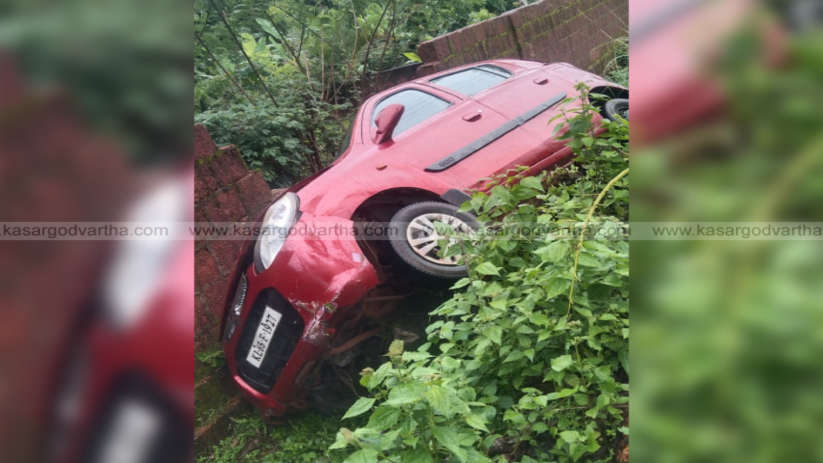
416, 0, 627, 76
194, 124, 273, 351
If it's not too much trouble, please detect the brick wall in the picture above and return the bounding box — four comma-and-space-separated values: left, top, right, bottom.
194, 124, 273, 351
1, 54, 136, 461
416, 0, 627, 76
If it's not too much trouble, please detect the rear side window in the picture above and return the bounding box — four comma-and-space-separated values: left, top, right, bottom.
371, 89, 450, 137
430, 66, 512, 96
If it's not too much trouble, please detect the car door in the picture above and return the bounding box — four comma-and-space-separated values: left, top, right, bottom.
361, 85, 503, 184
427, 65, 575, 178
362, 83, 546, 189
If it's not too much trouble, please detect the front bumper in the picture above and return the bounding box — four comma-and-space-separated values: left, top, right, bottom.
223, 212, 379, 414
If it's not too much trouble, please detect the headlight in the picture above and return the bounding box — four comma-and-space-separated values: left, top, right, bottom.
102, 179, 186, 330
254, 192, 299, 272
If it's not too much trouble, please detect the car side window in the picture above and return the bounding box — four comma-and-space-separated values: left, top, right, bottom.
429, 66, 512, 96
371, 89, 451, 138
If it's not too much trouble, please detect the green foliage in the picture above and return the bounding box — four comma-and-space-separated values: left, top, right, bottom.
333, 86, 629, 462
602, 37, 628, 87
200, 411, 345, 463
196, 93, 350, 186
630, 25, 823, 463
1, 0, 191, 162
196, 349, 225, 369
195, 0, 528, 185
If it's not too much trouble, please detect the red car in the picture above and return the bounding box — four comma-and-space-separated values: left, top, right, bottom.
46, 171, 193, 463
221, 59, 627, 416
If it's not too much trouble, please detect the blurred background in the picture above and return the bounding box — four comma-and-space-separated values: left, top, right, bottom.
630, 0, 823, 462
0, 1, 193, 462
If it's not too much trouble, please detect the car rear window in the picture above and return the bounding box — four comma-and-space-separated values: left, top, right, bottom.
430, 66, 512, 96
371, 89, 451, 137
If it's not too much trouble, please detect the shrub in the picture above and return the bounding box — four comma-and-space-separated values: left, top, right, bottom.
331, 85, 629, 462
195, 79, 351, 187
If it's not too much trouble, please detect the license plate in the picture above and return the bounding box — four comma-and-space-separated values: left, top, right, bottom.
245, 306, 282, 368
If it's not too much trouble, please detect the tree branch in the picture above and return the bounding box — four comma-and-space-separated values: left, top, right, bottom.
209, 0, 278, 107
195, 32, 256, 106
359, 0, 392, 87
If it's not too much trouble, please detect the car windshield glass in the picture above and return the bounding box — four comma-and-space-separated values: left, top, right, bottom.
430, 66, 512, 96
371, 89, 450, 137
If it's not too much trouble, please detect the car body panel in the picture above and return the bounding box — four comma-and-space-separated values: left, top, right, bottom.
630, 0, 756, 143
297, 60, 620, 218
223, 212, 378, 412
49, 171, 194, 463
222, 59, 624, 415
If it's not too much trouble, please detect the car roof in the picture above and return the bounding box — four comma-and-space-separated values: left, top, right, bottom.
355, 59, 544, 143
366, 59, 539, 104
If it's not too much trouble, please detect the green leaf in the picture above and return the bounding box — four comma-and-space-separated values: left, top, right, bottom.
403, 51, 422, 62
255, 18, 278, 37
451, 277, 471, 289
426, 385, 467, 417
367, 405, 401, 430
551, 354, 574, 371
465, 414, 489, 432
577, 252, 601, 267
489, 297, 508, 310
329, 428, 353, 450
387, 339, 404, 357
342, 397, 376, 420
403, 351, 432, 362
384, 382, 424, 407
544, 387, 578, 401
431, 426, 469, 463
485, 325, 503, 345
399, 448, 434, 463
560, 430, 581, 443
535, 241, 569, 263
519, 176, 544, 191
475, 262, 500, 276
343, 448, 378, 463
543, 277, 570, 299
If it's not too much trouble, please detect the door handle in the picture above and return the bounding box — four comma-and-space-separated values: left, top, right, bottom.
533, 77, 549, 85
462, 110, 482, 122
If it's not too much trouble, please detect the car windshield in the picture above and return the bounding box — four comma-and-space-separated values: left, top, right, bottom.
430, 65, 512, 96
371, 89, 451, 137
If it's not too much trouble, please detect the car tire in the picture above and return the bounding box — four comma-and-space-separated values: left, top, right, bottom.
388, 201, 480, 279
604, 98, 629, 121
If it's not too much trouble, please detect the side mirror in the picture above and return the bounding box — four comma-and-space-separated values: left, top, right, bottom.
372, 104, 404, 145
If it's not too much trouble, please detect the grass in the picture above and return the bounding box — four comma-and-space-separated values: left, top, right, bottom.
603, 36, 628, 86
198, 410, 347, 463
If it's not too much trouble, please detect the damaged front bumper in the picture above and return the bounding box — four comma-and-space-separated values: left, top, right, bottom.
222, 212, 379, 415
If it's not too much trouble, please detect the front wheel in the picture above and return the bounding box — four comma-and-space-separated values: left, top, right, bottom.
388, 201, 480, 279
604, 98, 629, 121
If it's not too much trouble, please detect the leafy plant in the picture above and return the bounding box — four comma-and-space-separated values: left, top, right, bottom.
194, 0, 529, 186
200, 411, 345, 463
602, 37, 628, 87
332, 86, 629, 462
196, 349, 226, 369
